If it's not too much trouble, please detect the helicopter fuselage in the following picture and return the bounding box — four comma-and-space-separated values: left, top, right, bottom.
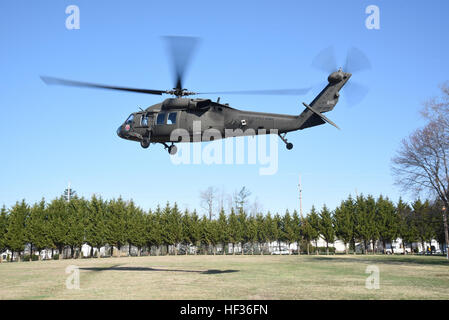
116, 70, 351, 152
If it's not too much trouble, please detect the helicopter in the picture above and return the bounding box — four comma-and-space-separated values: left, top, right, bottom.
41, 37, 369, 155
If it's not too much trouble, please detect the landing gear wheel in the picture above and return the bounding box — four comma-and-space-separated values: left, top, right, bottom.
286, 143, 293, 150
168, 145, 177, 155
140, 139, 150, 149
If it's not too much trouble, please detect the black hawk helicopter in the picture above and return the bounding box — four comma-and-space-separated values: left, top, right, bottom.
41, 37, 369, 155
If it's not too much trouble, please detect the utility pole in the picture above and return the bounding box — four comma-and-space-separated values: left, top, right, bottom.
443, 205, 448, 260
298, 174, 303, 219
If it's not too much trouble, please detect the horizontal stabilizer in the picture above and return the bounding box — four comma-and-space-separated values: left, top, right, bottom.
302, 102, 340, 130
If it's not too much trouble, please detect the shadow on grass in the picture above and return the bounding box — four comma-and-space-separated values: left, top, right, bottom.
80, 265, 239, 274
308, 255, 449, 266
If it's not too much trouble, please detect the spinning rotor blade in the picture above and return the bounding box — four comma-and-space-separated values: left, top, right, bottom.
163, 36, 200, 91
40, 76, 166, 95
343, 47, 371, 74
311, 46, 337, 74
197, 88, 311, 96
343, 81, 370, 107
311, 46, 371, 106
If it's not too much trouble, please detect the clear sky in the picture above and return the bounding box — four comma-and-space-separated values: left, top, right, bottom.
1, 0, 448, 216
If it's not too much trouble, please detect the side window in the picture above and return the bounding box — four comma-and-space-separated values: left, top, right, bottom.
156, 113, 166, 125
141, 115, 148, 126
167, 112, 177, 125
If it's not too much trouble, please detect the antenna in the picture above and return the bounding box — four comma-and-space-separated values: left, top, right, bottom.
299, 174, 303, 219
67, 181, 71, 202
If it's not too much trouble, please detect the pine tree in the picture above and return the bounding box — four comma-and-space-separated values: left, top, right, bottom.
190, 210, 201, 254
282, 210, 295, 254
5, 200, 30, 262
228, 208, 239, 254
334, 197, 354, 254
237, 209, 248, 255
354, 195, 378, 254
85, 195, 107, 258
106, 197, 127, 257
217, 208, 229, 254
27, 199, 52, 260
246, 215, 258, 254
0, 206, 9, 262
396, 198, 417, 253
307, 206, 321, 254
291, 210, 301, 255
319, 205, 335, 255
66, 197, 87, 258
412, 199, 436, 253
375, 195, 400, 253
255, 213, 267, 254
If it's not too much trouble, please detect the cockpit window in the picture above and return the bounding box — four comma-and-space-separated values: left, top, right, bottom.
126, 114, 134, 124
168, 112, 177, 125
141, 114, 148, 127
156, 113, 166, 125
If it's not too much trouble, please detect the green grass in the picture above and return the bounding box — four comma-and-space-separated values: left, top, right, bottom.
1, 254, 449, 299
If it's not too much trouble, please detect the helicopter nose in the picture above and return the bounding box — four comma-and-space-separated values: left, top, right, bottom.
117, 125, 124, 138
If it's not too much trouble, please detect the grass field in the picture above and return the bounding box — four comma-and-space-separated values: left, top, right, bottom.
1, 254, 449, 300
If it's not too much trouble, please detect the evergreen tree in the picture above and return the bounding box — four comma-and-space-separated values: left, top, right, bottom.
181, 210, 192, 254
0, 206, 8, 262
146, 207, 163, 255
160, 202, 174, 255
190, 210, 202, 254
5, 200, 30, 261
47, 197, 70, 259
228, 208, 239, 254
246, 215, 258, 254
27, 199, 52, 260
217, 208, 229, 254
334, 197, 354, 254
282, 210, 295, 254
169, 203, 183, 255
396, 198, 417, 253
66, 197, 87, 258
106, 197, 127, 257
273, 213, 283, 251
291, 210, 301, 255
85, 195, 107, 258
375, 195, 400, 253
412, 199, 436, 253
307, 206, 321, 254
255, 213, 267, 254
126, 201, 146, 256
319, 204, 335, 255
237, 209, 248, 254
354, 195, 378, 254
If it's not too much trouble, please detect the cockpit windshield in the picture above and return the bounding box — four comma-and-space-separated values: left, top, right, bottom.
125, 114, 134, 124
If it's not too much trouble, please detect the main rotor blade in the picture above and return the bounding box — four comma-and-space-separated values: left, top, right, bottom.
197, 88, 311, 96
162, 36, 200, 90
343, 47, 371, 74
40, 76, 166, 95
311, 46, 338, 74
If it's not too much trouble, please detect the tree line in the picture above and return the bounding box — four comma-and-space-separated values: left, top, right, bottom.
0, 194, 446, 262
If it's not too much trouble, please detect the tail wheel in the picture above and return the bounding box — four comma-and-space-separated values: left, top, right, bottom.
286, 143, 293, 150
168, 145, 177, 155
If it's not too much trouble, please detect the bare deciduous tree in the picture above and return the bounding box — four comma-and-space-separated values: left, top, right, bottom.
200, 186, 218, 220
392, 83, 449, 258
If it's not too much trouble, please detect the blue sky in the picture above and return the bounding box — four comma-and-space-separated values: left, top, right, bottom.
1, 0, 448, 216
